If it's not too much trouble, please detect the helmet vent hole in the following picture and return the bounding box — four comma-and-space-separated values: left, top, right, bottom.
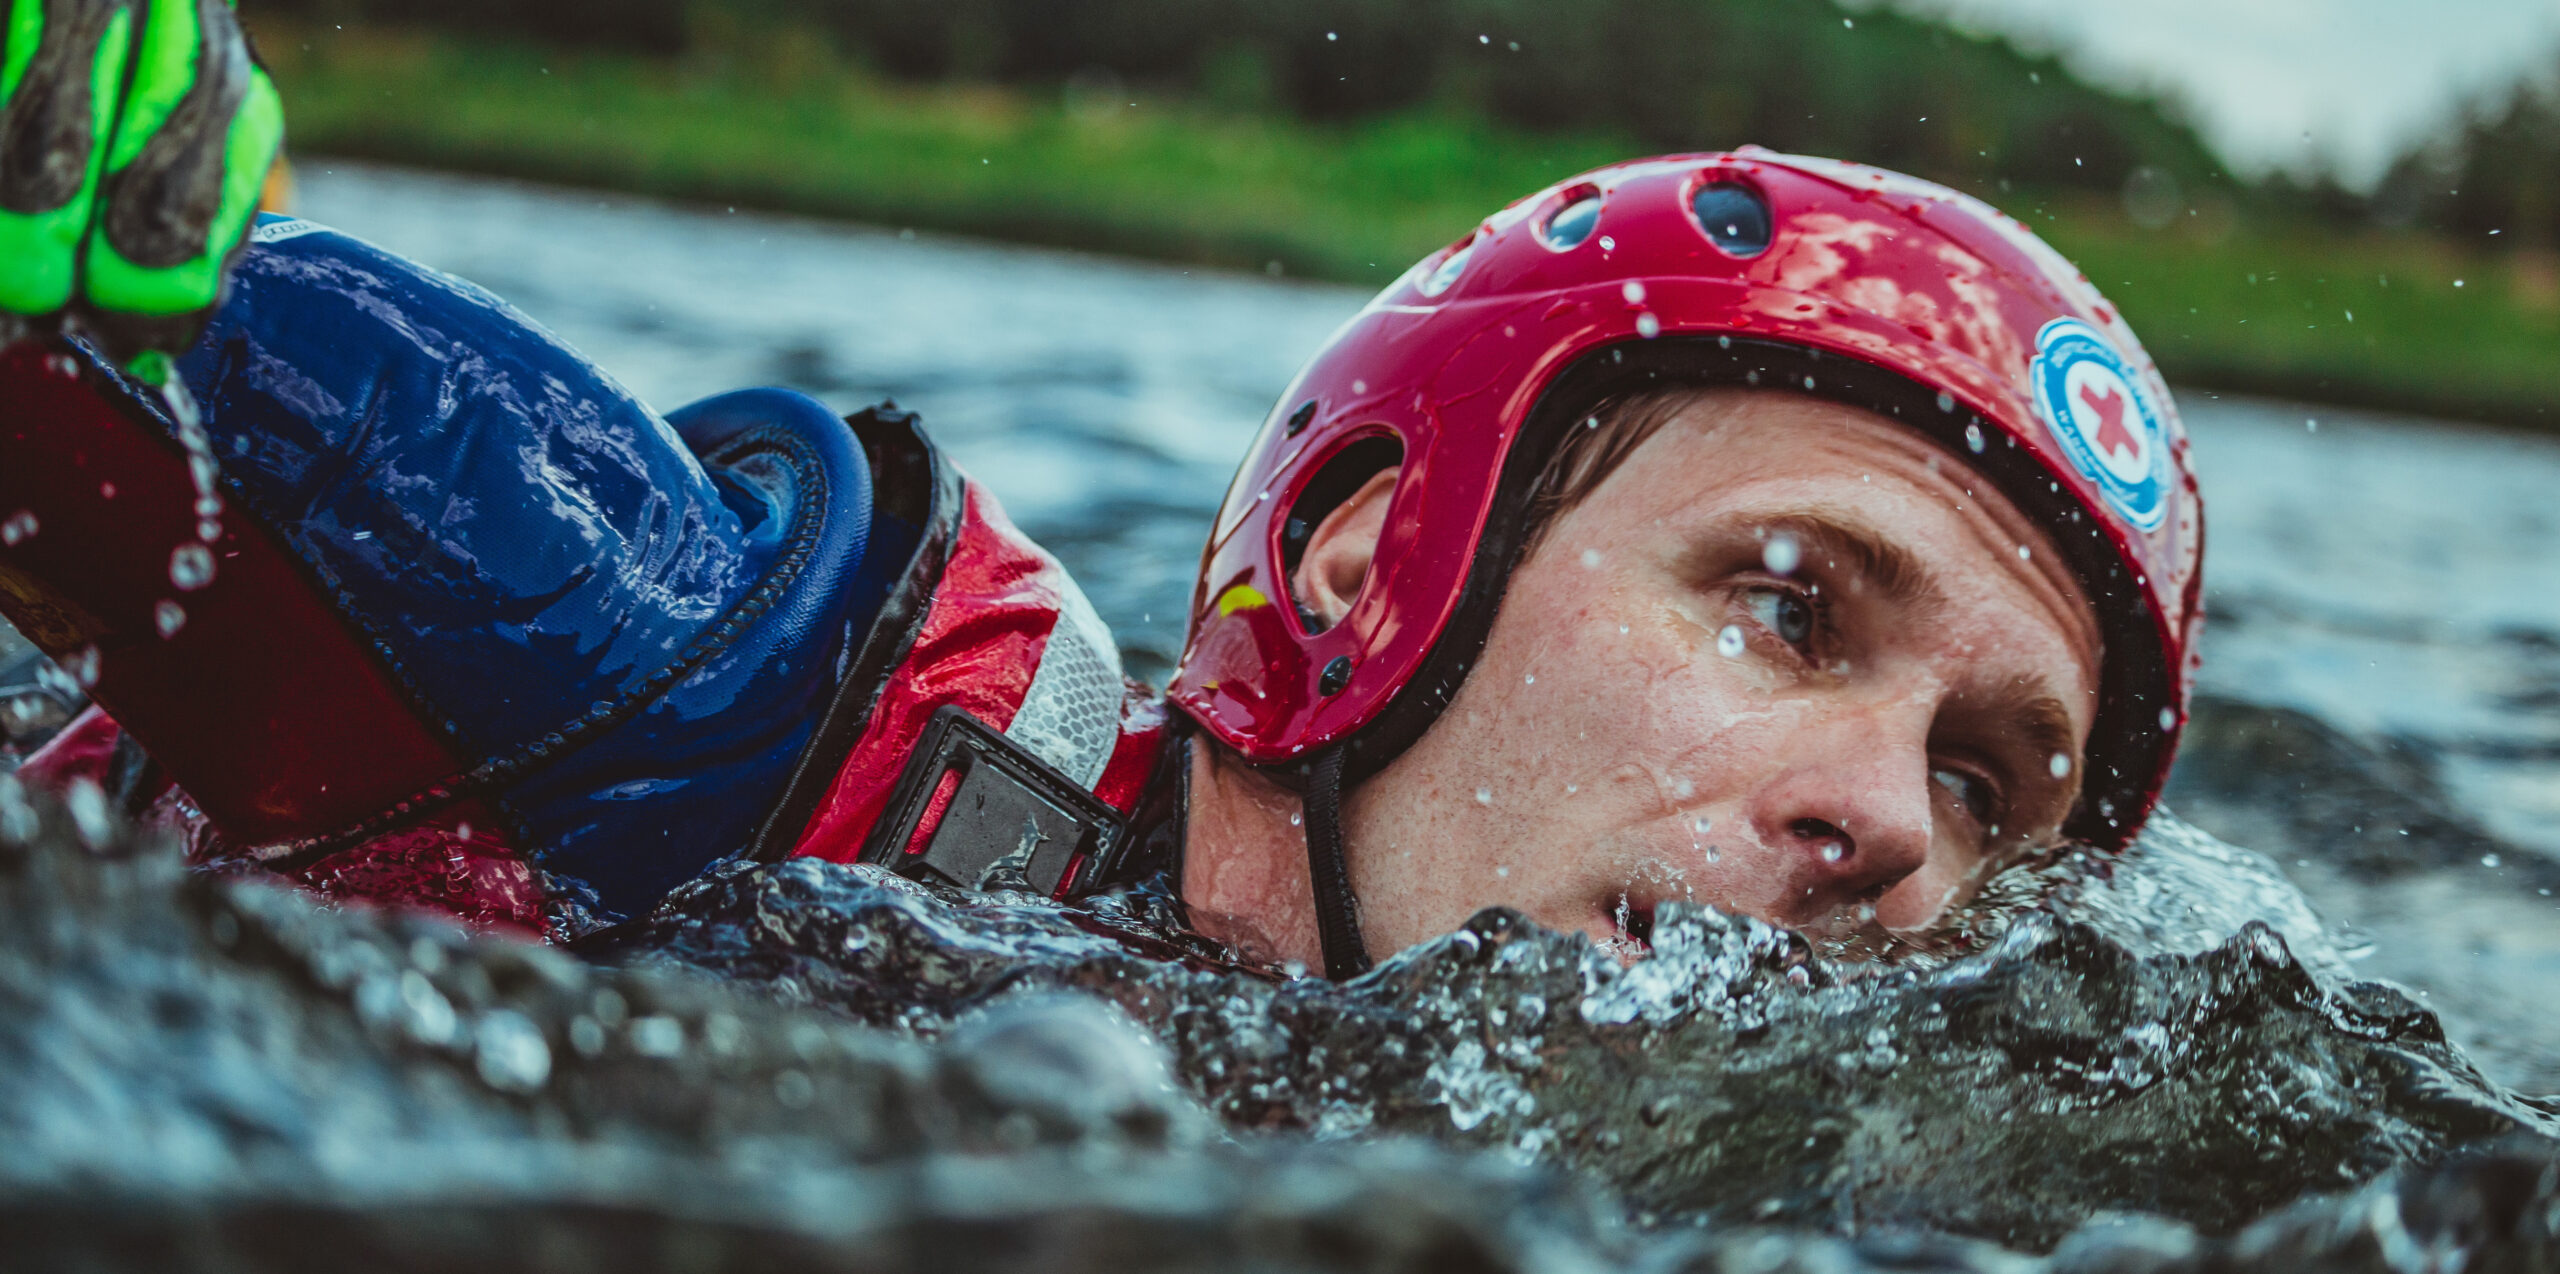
1319, 656, 1355, 696
1420, 235, 1476, 297
1285, 400, 1319, 436
1691, 182, 1773, 258
1542, 193, 1603, 250
1281, 434, 1405, 634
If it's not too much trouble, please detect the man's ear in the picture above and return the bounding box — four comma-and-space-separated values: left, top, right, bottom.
1290, 467, 1400, 630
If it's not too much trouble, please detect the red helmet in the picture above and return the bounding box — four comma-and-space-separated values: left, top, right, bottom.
1170, 149, 2204, 972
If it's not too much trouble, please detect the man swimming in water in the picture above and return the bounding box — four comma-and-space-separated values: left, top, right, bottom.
0, 3, 2198, 977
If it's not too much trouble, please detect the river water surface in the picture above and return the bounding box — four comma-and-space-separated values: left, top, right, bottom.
4, 161, 2557, 1270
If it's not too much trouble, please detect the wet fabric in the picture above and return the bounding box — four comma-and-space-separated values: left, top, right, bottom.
171, 216, 887, 919
780, 473, 1172, 883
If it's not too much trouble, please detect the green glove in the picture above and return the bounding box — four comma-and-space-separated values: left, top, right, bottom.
0, 0, 282, 363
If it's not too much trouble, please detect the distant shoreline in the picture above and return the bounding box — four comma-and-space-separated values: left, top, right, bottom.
261, 23, 2559, 432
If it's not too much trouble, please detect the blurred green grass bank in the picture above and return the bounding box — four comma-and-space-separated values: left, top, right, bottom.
254, 12, 2558, 428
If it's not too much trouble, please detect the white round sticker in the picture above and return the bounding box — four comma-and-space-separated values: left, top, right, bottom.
2031, 319, 2168, 531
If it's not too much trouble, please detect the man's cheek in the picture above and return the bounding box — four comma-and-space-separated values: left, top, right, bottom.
1877, 856, 1971, 929
1643, 685, 1816, 792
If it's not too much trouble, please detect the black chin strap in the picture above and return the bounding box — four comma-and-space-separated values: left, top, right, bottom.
1303, 745, 1373, 980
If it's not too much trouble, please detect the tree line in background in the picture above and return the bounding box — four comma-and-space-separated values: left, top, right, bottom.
2376, 53, 2560, 250
246, 0, 2233, 197
251, 0, 2558, 246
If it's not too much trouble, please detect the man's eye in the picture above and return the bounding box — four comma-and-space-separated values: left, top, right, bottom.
1932, 766, 1998, 827
1744, 587, 1817, 651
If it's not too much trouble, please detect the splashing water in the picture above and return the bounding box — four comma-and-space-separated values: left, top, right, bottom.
57, 644, 100, 689
21, 787, 2541, 1273
575, 806, 2555, 1251
168, 543, 214, 592
155, 374, 225, 549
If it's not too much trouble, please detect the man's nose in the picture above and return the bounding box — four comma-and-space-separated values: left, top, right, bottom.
1747, 711, 1937, 917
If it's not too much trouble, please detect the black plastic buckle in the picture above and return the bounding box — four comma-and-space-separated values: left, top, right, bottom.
859, 704, 1125, 896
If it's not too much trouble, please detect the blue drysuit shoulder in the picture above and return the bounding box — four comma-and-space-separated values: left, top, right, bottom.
175, 213, 895, 920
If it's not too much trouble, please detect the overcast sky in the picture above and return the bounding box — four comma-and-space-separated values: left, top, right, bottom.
1881, 0, 2560, 186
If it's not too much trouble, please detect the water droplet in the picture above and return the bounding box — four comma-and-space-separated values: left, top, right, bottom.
1524, 673, 1535, 685
456, 822, 474, 840
65, 777, 112, 848
1635, 312, 1662, 338
1289, 811, 1302, 826
1495, 864, 1510, 877
1762, 532, 1801, 574
2016, 545, 2031, 560
196, 518, 222, 543
1965, 423, 1985, 453
1474, 787, 1493, 806
1672, 777, 1695, 799
1351, 379, 1367, 394
1598, 235, 1615, 251
155, 600, 187, 638
473, 1009, 553, 1093
1936, 391, 1957, 413
61, 645, 100, 688
1702, 845, 1720, 862
2482, 853, 2502, 868
1717, 625, 1745, 657
1580, 548, 1602, 568
1691, 815, 1713, 835
629, 1015, 684, 1058
1820, 841, 1847, 863
2048, 752, 2072, 779
169, 543, 216, 591
1622, 280, 1646, 304
2305, 417, 2318, 433
0, 510, 35, 545
2158, 705, 2178, 731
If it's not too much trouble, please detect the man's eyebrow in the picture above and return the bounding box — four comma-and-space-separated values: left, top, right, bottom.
1753, 513, 1940, 611
1973, 683, 2080, 770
